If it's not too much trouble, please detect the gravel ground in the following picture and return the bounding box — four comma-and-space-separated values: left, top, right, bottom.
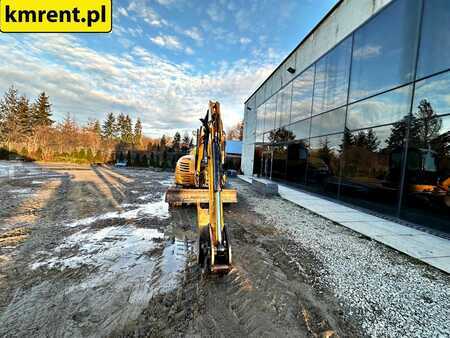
242, 183, 450, 338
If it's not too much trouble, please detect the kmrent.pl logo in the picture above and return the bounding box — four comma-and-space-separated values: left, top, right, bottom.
0, 0, 112, 32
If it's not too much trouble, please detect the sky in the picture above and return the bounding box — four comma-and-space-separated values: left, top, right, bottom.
0, 0, 337, 138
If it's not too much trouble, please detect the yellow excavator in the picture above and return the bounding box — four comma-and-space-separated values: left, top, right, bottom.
165, 101, 235, 273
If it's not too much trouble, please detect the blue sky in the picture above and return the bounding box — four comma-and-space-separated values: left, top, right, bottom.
0, 0, 336, 137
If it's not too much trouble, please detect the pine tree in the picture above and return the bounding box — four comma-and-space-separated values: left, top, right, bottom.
17, 95, 32, 136
386, 116, 410, 152
32, 92, 53, 127
355, 131, 368, 148
411, 99, 442, 148
160, 134, 167, 149
117, 113, 126, 141
92, 120, 101, 136
123, 115, 133, 144
340, 127, 354, 153
102, 113, 116, 140
172, 132, 181, 152
366, 128, 380, 152
134, 118, 143, 148
181, 132, 190, 151
0, 86, 19, 146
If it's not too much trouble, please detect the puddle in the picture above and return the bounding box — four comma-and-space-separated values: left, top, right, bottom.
31, 180, 44, 185
67, 195, 170, 227
17, 225, 190, 336
9, 188, 32, 194
32, 226, 164, 271
137, 193, 153, 201
159, 179, 174, 187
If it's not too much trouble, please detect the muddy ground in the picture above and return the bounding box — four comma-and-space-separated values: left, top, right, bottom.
0, 162, 364, 337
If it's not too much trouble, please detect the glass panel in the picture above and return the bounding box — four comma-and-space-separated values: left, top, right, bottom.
264, 95, 277, 132
401, 115, 450, 233
340, 125, 403, 216
288, 119, 310, 141
266, 126, 296, 144
417, 0, 450, 79
276, 84, 292, 128
346, 85, 412, 130
349, 0, 421, 102
413, 71, 450, 117
271, 144, 288, 180
286, 140, 309, 184
256, 105, 265, 134
306, 134, 343, 196
253, 145, 263, 176
313, 36, 352, 115
291, 66, 314, 123
310, 107, 346, 138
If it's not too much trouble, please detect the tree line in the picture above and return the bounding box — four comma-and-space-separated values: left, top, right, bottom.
0, 86, 244, 165
0, 86, 149, 163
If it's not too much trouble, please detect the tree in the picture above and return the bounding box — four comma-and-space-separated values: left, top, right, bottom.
160, 134, 167, 149
181, 132, 191, 151
17, 95, 32, 136
340, 127, 354, 153
318, 137, 332, 167
0, 86, 19, 147
386, 116, 410, 152
134, 118, 143, 148
123, 115, 133, 144
366, 128, 380, 152
227, 120, 244, 140
172, 132, 181, 152
32, 92, 53, 127
268, 127, 295, 144
102, 113, 116, 140
411, 99, 442, 148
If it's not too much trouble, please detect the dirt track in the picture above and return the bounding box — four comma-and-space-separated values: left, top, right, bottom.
0, 162, 359, 337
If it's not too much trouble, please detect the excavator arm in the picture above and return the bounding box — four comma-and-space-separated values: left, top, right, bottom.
196, 101, 232, 274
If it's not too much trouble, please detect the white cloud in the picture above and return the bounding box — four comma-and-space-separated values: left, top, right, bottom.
184, 27, 203, 44
127, 0, 167, 27
239, 37, 251, 45
185, 47, 194, 55
150, 35, 182, 50
206, 3, 223, 22
117, 7, 128, 17
353, 45, 382, 60
155, 0, 176, 6
0, 34, 275, 137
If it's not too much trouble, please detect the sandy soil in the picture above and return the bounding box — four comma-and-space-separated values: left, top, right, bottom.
0, 162, 360, 337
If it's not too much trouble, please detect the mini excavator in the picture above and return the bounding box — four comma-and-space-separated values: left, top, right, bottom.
165, 101, 235, 273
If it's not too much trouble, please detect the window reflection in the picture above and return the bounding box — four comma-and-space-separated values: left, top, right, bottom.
291, 66, 314, 123
307, 134, 342, 195
313, 36, 352, 115
253, 145, 263, 176
272, 144, 288, 180
340, 125, 401, 214
264, 95, 277, 132
346, 85, 412, 130
276, 84, 292, 128
287, 140, 309, 184
349, 0, 421, 102
413, 71, 450, 117
417, 0, 450, 79
310, 107, 346, 138
267, 127, 296, 144
401, 110, 450, 231
288, 119, 310, 141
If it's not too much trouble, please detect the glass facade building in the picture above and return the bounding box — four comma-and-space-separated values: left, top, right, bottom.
246, 0, 450, 235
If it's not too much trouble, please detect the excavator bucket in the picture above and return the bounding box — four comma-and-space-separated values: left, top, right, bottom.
165, 187, 237, 206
